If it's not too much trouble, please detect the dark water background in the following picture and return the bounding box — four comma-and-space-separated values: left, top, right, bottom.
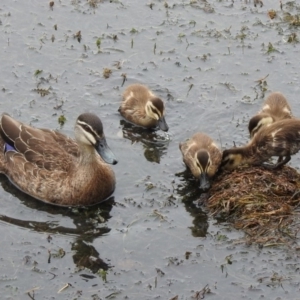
0, 0, 300, 299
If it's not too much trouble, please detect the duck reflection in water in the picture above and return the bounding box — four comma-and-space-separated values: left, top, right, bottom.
0, 174, 114, 275
175, 170, 209, 237
120, 119, 169, 163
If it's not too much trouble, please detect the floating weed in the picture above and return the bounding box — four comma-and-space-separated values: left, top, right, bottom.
88, 0, 100, 8
186, 83, 193, 96
51, 248, 66, 259
287, 32, 298, 43
34, 69, 43, 77
58, 115, 66, 126
266, 42, 278, 54
216, 233, 228, 241
73, 30, 82, 42
130, 28, 138, 34
268, 9, 276, 19
34, 88, 50, 97
121, 73, 127, 87
283, 13, 300, 26
255, 74, 268, 97
97, 269, 108, 282
103, 68, 112, 79
58, 283, 72, 293
96, 37, 101, 50
150, 209, 168, 221
193, 284, 211, 300
145, 182, 155, 191
178, 32, 185, 39
219, 81, 237, 92
254, 0, 263, 8
189, 20, 196, 27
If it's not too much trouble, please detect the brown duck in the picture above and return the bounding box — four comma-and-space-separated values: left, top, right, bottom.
0, 113, 117, 206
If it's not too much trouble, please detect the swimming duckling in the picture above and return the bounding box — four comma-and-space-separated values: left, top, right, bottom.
0, 113, 117, 206
248, 92, 292, 138
119, 84, 169, 131
179, 133, 222, 191
222, 119, 300, 170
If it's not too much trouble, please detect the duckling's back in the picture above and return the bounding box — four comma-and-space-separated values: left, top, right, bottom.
122, 84, 153, 105
260, 91, 292, 121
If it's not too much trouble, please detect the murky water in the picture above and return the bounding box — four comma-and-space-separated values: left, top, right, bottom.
1, 0, 300, 299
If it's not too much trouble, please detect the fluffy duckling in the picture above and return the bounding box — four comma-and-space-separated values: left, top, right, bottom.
119, 84, 169, 131
179, 133, 222, 191
222, 119, 300, 170
248, 92, 292, 138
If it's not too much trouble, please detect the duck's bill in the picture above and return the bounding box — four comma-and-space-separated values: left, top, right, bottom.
199, 172, 210, 191
158, 116, 169, 132
97, 137, 118, 165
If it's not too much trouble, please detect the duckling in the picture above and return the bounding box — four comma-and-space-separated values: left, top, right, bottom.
0, 113, 117, 206
248, 92, 292, 138
179, 133, 222, 191
222, 119, 300, 170
119, 84, 169, 131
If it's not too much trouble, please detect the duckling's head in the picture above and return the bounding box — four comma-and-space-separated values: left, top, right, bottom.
221, 149, 243, 170
145, 98, 169, 131
195, 150, 212, 191
75, 113, 118, 165
248, 113, 274, 138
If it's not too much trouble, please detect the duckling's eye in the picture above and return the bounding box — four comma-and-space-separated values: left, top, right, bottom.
151, 108, 161, 117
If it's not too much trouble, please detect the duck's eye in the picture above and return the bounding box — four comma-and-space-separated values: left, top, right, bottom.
81, 124, 97, 137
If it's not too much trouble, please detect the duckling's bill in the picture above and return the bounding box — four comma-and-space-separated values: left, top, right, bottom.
199, 172, 210, 191
158, 116, 169, 132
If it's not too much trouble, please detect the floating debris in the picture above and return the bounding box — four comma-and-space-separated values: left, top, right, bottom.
268, 10, 276, 19
34, 88, 50, 97
207, 166, 300, 245
74, 30, 81, 43
58, 115, 66, 126
34, 69, 43, 77
103, 68, 112, 79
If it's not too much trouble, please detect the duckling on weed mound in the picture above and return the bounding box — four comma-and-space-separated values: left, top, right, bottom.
248, 91, 292, 138
179, 133, 222, 191
0, 113, 117, 206
222, 119, 300, 170
119, 84, 169, 131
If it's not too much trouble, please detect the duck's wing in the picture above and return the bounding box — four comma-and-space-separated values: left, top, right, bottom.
0, 114, 77, 172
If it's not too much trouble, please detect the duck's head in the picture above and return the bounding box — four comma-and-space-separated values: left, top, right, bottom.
221, 149, 243, 170
195, 150, 213, 191
248, 113, 274, 138
145, 98, 169, 131
74, 113, 118, 165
